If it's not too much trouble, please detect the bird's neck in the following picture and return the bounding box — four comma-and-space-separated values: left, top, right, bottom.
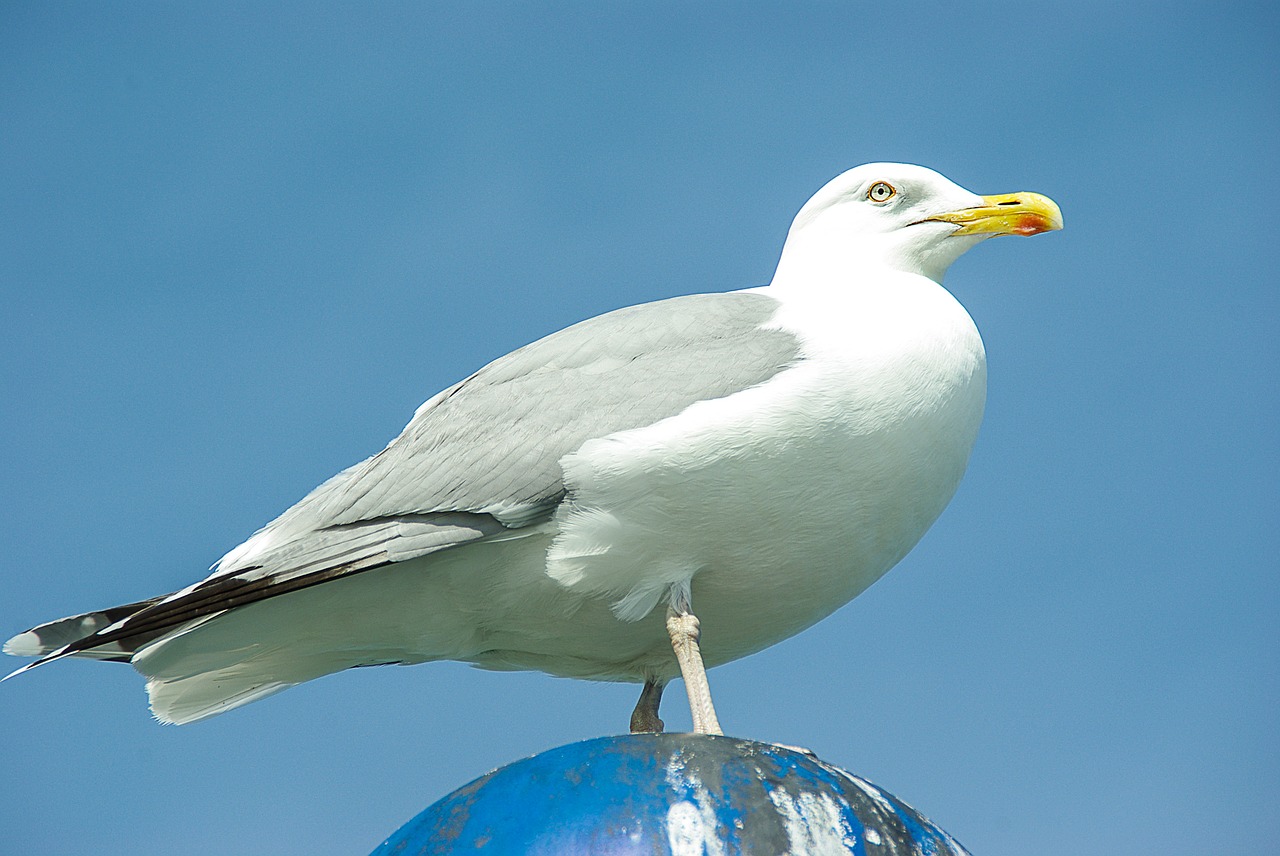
769, 239, 938, 298
770, 222, 979, 289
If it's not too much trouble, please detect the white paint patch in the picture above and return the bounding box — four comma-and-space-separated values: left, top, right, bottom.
666, 801, 707, 856
942, 829, 972, 855
838, 771, 898, 815
766, 789, 858, 854
663, 757, 726, 856
864, 827, 882, 846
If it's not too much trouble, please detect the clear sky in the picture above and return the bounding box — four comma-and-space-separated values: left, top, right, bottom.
1, 4, 1275, 854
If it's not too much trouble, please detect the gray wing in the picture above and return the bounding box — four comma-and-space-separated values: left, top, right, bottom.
7, 290, 801, 667
284, 290, 799, 534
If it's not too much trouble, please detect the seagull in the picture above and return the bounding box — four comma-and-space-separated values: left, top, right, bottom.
4, 164, 1061, 733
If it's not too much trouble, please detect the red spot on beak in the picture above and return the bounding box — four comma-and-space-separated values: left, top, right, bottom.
1014, 214, 1053, 236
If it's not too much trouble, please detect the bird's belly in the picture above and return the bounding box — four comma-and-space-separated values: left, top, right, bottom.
536, 339, 987, 672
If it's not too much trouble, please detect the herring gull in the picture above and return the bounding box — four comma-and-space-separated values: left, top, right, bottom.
4, 163, 1061, 733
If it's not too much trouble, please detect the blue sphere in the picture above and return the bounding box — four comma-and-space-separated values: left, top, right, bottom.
372, 734, 969, 854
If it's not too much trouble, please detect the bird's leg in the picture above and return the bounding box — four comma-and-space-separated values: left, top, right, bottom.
665, 604, 723, 735
629, 677, 666, 733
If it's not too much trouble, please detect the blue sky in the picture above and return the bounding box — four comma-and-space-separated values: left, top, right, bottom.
1, 4, 1275, 854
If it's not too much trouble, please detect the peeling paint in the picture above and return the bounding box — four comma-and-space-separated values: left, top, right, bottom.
370, 734, 970, 855
666, 801, 707, 856
767, 788, 859, 854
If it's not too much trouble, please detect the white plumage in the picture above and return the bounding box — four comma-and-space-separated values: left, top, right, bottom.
5, 163, 1061, 730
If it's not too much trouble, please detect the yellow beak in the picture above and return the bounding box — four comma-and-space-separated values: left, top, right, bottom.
924, 191, 1063, 237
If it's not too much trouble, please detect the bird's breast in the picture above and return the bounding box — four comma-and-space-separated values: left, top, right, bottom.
546, 277, 987, 661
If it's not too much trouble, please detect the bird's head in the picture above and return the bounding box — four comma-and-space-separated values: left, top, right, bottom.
776, 163, 1062, 285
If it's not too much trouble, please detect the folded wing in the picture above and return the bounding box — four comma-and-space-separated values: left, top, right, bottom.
6, 291, 801, 692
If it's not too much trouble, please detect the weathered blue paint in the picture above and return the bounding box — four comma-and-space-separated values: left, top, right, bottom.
370, 734, 970, 855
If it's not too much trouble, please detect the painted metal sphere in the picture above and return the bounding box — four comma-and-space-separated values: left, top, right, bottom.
371, 733, 969, 855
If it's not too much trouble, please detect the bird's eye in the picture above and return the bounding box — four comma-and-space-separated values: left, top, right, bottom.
867, 181, 896, 203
